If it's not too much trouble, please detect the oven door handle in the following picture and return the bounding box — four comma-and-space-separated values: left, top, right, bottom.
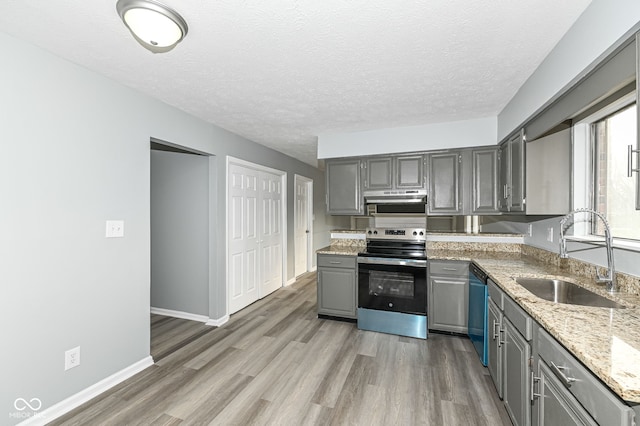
357, 257, 427, 267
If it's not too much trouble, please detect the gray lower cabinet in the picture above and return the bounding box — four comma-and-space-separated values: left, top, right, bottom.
533, 328, 635, 426
428, 260, 469, 333
488, 279, 532, 426
488, 297, 504, 398
533, 361, 597, 426
325, 158, 364, 215
503, 317, 531, 426
317, 254, 357, 319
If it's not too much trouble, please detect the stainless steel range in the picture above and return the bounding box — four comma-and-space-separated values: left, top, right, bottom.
357, 227, 428, 339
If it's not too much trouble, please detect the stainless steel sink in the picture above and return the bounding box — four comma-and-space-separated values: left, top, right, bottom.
514, 277, 625, 309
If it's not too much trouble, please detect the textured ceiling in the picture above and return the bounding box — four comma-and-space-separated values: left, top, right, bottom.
0, 0, 591, 167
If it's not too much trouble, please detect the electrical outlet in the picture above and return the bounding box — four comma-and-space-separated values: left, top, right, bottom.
65, 346, 81, 371
547, 227, 554, 242
106, 220, 124, 238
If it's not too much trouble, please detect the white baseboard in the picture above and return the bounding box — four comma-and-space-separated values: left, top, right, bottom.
18, 356, 154, 426
310, 265, 317, 272
150, 307, 209, 323
286, 277, 296, 286
206, 315, 229, 327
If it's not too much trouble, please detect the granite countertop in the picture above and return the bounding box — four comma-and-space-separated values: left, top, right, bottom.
317, 245, 363, 256
430, 249, 640, 404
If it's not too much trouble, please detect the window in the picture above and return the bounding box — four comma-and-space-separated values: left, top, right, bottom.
592, 104, 640, 240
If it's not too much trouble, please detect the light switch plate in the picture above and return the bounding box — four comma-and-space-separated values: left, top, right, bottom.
106, 220, 124, 238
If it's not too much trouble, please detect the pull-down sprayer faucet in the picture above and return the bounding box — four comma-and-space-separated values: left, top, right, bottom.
559, 208, 617, 293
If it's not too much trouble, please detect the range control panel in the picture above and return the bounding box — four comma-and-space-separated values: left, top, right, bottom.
365, 227, 426, 241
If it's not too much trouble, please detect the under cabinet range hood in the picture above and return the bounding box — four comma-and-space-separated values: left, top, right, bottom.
363, 189, 427, 204
364, 189, 427, 215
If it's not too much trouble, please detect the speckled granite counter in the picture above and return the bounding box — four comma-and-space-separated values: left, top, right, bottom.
317, 245, 363, 256
430, 248, 640, 404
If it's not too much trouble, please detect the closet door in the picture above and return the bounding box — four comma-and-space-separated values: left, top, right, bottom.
228, 162, 285, 314
228, 163, 261, 314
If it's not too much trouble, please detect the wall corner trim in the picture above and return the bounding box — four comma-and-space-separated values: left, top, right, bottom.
206, 315, 229, 327
18, 356, 154, 426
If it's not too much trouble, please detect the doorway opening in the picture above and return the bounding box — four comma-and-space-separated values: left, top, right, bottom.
150, 139, 214, 325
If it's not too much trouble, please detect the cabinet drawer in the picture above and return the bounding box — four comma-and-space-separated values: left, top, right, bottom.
488, 279, 504, 310
429, 260, 469, 276
503, 295, 532, 341
537, 328, 634, 426
318, 254, 356, 269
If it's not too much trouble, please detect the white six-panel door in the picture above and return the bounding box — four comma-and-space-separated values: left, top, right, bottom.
294, 175, 312, 277
260, 172, 283, 296
228, 161, 284, 314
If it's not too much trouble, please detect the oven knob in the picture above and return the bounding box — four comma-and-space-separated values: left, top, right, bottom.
373, 230, 378, 235
413, 231, 417, 236
367, 230, 372, 235
388, 303, 393, 308
419, 231, 424, 236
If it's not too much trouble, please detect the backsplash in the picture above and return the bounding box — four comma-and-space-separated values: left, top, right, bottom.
522, 245, 640, 296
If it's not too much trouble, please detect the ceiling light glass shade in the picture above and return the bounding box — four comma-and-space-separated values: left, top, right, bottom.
116, 0, 188, 53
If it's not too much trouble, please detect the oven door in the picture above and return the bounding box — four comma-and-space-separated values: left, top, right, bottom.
357, 257, 427, 315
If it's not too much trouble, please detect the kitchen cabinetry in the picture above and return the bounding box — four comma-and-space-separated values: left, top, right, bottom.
363, 156, 393, 190
427, 147, 499, 216
428, 260, 469, 333
533, 328, 635, 426
427, 151, 462, 215
488, 279, 532, 426
317, 254, 357, 319
363, 154, 425, 191
395, 154, 425, 189
471, 147, 500, 214
325, 158, 364, 215
499, 130, 526, 213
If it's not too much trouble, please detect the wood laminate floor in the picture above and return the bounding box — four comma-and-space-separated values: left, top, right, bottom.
50, 272, 511, 426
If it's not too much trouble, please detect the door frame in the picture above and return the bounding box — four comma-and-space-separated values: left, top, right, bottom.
225, 156, 287, 315
294, 174, 313, 278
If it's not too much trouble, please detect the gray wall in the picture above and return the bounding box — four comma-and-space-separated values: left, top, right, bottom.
151, 150, 209, 316
0, 30, 344, 423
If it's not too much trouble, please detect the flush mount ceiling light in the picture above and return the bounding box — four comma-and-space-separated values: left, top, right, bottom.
116, 0, 188, 53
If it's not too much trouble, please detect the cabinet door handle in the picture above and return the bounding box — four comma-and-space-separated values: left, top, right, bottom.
531, 371, 541, 401
492, 320, 500, 341
499, 327, 506, 346
628, 145, 640, 177
442, 267, 458, 271
329, 261, 342, 265
549, 361, 576, 388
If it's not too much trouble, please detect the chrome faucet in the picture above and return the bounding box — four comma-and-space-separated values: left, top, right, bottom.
559, 208, 616, 292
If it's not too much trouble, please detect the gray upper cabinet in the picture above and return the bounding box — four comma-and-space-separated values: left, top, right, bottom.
471, 147, 500, 214
395, 155, 425, 189
427, 151, 462, 215
363, 154, 425, 191
363, 156, 393, 190
325, 158, 364, 215
499, 130, 526, 213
